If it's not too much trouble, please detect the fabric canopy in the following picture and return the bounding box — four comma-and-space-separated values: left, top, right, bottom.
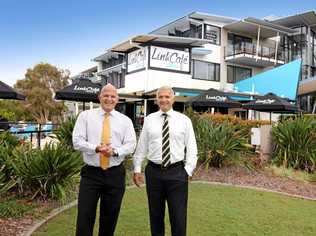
242, 93, 299, 112
55, 78, 102, 103
187, 88, 241, 108
0, 80, 25, 100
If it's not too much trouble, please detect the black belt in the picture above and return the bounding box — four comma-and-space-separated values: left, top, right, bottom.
85, 163, 123, 171
148, 161, 183, 170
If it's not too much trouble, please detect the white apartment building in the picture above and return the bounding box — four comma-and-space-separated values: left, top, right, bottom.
90, 11, 316, 124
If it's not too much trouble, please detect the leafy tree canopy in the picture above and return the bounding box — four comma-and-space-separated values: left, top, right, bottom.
14, 63, 70, 123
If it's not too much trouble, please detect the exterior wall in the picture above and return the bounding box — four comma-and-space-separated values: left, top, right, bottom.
146, 70, 192, 91
121, 70, 147, 93
124, 68, 221, 93
192, 44, 221, 63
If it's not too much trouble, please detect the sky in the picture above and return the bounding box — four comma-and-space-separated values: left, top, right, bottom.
0, 0, 315, 86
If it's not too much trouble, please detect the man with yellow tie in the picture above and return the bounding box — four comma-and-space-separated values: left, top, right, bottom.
73, 83, 136, 236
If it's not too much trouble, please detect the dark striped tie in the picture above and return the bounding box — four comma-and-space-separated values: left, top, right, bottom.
162, 113, 171, 167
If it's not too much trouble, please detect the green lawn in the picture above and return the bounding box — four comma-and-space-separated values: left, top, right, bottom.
33, 183, 316, 236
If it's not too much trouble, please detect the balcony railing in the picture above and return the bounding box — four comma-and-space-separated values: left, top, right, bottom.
225, 42, 285, 62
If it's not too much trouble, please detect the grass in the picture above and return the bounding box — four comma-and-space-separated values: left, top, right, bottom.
33, 183, 316, 236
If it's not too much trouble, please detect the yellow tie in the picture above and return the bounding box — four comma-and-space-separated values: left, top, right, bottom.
100, 113, 110, 170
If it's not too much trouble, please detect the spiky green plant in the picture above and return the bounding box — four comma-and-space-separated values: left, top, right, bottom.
272, 116, 316, 172
0, 132, 22, 195
54, 116, 76, 148
194, 117, 251, 168
10, 143, 83, 201
0, 131, 20, 147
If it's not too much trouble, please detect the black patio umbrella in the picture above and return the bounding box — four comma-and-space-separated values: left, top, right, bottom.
55, 78, 102, 103
242, 93, 299, 112
187, 88, 241, 108
0, 80, 25, 100
242, 93, 300, 122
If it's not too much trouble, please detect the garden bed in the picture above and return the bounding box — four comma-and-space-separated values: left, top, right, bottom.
193, 166, 316, 199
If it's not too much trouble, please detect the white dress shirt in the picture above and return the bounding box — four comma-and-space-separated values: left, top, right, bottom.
133, 109, 197, 176
72, 107, 136, 168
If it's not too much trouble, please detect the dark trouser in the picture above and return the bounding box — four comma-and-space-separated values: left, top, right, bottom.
76, 164, 125, 236
145, 161, 188, 236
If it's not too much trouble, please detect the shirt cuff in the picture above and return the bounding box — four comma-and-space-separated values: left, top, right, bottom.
184, 165, 193, 177
86, 143, 98, 154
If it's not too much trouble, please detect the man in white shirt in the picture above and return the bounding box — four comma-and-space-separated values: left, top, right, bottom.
133, 86, 197, 236
73, 83, 136, 236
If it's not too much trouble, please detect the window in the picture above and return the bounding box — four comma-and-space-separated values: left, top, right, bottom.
204, 24, 221, 45
101, 69, 126, 88
170, 24, 202, 39
192, 60, 220, 81
227, 33, 252, 55
227, 65, 252, 83
102, 55, 125, 70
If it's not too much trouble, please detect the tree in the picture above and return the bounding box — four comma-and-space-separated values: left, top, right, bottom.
0, 100, 30, 121
15, 63, 70, 123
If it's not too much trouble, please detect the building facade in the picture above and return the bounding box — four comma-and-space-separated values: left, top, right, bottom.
89, 11, 316, 122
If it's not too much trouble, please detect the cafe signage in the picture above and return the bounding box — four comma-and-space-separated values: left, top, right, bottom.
149, 46, 190, 72
205, 95, 227, 102
127, 48, 146, 73
73, 85, 100, 94
255, 99, 275, 104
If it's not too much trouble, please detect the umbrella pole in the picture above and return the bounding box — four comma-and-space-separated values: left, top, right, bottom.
269, 112, 272, 124
75, 102, 79, 115
83, 102, 86, 111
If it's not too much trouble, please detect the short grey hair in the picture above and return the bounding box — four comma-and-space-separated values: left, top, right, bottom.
156, 86, 175, 98
100, 83, 118, 96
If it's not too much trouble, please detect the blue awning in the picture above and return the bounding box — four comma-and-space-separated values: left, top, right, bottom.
234, 59, 301, 100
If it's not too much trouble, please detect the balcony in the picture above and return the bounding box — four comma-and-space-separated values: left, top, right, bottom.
225, 42, 285, 67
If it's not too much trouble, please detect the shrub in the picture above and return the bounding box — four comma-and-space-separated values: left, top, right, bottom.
0, 131, 20, 147
0, 164, 16, 196
194, 117, 252, 168
0, 132, 22, 195
10, 143, 84, 201
0, 110, 15, 121
54, 116, 76, 148
272, 116, 316, 172
0, 198, 35, 218
199, 113, 270, 127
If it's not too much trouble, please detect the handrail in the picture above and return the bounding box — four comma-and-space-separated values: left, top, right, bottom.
225, 42, 285, 61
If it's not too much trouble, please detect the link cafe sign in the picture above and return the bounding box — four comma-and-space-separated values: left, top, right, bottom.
205, 95, 227, 102
127, 48, 146, 73
127, 46, 190, 73
255, 99, 275, 104
73, 85, 100, 94
150, 46, 190, 72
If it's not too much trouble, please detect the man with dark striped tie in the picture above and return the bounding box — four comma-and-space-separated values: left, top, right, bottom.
133, 86, 197, 236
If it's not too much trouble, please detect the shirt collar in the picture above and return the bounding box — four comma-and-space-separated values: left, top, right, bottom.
159, 108, 174, 117
98, 107, 116, 117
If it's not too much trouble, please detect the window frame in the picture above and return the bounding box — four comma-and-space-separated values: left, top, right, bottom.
192, 59, 220, 82
203, 24, 221, 45
227, 65, 252, 83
